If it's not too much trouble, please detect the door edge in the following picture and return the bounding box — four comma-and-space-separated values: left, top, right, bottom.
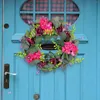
0, 0, 4, 100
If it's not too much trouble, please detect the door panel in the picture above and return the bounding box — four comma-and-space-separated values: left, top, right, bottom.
2, 0, 99, 100
80, 1, 97, 99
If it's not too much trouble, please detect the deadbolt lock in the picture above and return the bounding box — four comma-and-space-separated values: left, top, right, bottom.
34, 94, 40, 100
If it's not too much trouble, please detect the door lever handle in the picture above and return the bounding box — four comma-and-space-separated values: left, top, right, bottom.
5, 72, 17, 76
4, 64, 16, 89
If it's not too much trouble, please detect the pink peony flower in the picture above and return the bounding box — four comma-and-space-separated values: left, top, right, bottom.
25, 51, 42, 63
46, 22, 52, 30
40, 17, 53, 30
40, 17, 48, 30
33, 51, 42, 59
62, 42, 78, 56
25, 53, 34, 63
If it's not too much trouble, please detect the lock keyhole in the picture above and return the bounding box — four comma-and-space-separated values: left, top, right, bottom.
4, 23, 9, 29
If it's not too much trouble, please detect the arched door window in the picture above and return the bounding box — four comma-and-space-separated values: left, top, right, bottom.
20, 0, 80, 25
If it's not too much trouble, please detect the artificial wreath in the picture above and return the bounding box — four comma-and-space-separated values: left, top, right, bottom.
15, 16, 84, 72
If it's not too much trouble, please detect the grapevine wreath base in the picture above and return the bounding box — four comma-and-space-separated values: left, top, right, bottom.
16, 17, 84, 72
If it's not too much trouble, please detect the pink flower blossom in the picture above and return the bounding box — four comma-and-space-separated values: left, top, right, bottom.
40, 16, 48, 30
40, 17, 53, 30
62, 42, 78, 56
25, 51, 42, 63
46, 22, 52, 30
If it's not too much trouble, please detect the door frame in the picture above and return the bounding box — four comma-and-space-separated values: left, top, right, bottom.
97, 0, 100, 100
0, 0, 3, 100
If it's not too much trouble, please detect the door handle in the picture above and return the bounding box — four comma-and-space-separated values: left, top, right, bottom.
5, 72, 17, 76
4, 64, 16, 89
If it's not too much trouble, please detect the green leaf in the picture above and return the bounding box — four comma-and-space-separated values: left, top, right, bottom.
71, 25, 76, 33
48, 63, 55, 68
59, 32, 67, 40
70, 58, 84, 64
44, 35, 51, 41
55, 54, 61, 58
30, 28, 36, 37
36, 18, 40, 23
56, 40, 64, 46
21, 43, 29, 50
61, 54, 72, 62
70, 33, 75, 40
25, 31, 30, 37
48, 51, 55, 58
21, 37, 30, 50
52, 35, 57, 40
64, 54, 68, 59
21, 36, 26, 42
15, 52, 26, 58
69, 25, 76, 40
21, 37, 29, 44
30, 60, 40, 65
43, 65, 49, 68
62, 64, 67, 70
61, 53, 65, 60
68, 55, 73, 61
53, 16, 60, 21
63, 59, 69, 64
72, 40, 79, 45
35, 36, 42, 43
27, 46, 38, 53
52, 17, 61, 28
45, 53, 51, 60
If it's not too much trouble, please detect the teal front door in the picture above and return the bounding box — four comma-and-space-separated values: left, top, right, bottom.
0, 0, 100, 100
